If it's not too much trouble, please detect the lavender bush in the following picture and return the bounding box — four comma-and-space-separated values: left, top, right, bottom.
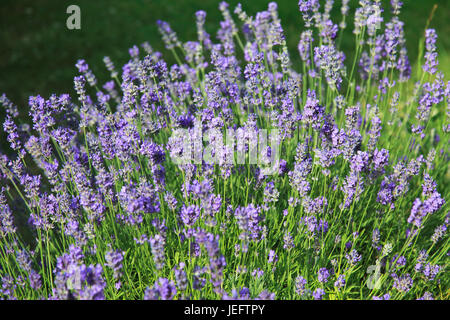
0, 0, 448, 300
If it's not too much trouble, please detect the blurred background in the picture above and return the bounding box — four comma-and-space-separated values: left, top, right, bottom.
0, 0, 449, 112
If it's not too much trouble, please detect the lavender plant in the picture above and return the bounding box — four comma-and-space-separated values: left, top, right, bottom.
0, 0, 448, 300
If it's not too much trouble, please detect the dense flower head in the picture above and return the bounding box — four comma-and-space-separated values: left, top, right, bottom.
372, 148, 389, 173
140, 141, 166, 165
0, 188, 16, 237
392, 273, 413, 293
234, 204, 263, 241
334, 275, 345, 289
295, 275, 307, 296
407, 192, 445, 228
345, 249, 362, 266
298, 30, 313, 64
302, 90, 324, 129
350, 151, 370, 173
144, 278, 177, 300
431, 224, 447, 244
149, 234, 166, 270
314, 44, 346, 90
312, 288, 325, 300
157, 20, 180, 50
391, 0, 403, 15
105, 248, 125, 279
51, 246, 106, 300
317, 268, 330, 283
298, 0, 320, 28
180, 204, 201, 226
423, 29, 438, 74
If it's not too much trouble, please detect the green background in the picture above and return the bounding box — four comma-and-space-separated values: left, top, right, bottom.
0, 0, 449, 111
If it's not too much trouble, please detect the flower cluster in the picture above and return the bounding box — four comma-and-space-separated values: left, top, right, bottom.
0, 1, 448, 301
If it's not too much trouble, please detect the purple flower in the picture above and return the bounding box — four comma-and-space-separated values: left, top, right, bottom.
157, 20, 180, 50
318, 219, 329, 234
149, 234, 166, 270
105, 249, 124, 279
174, 263, 188, 292
234, 204, 263, 241
372, 148, 389, 174
222, 288, 251, 300
314, 44, 346, 90
431, 224, 447, 243
302, 196, 327, 214
188, 179, 213, 200
422, 263, 441, 281
76, 264, 106, 300
391, 0, 403, 15
392, 273, 413, 293
140, 141, 165, 165
417, 292, 434, 300
52, 248, 106, 300
263, 181, 279, 205
15, 250, 32, 273
334, 275, 345, 289
298, 0, 320, 27
196, 10, 212, 49
177, 113, 195, 129
119, 182, 160, 216
268, 250, 278, 264
198, 233, 226, 291
75, 59, 97, 86
350, 151, 370, 173
317, 268, 330, 283
345, 249, 362, 266
283, 231, 295, 250
29, 270, 42, 290
0, 94, 19, 117
251, 268, 264, 278
408, 192, 445, 228
320, 19, 338, 43
312, 288, 325, 300
103, 56, 118, 78
341, 170, 364, 208
295, 276, 307, 296
144, 278, 177, 300
3, 115, 22, 151
256, 290, 276, 300
391, 255, 406, 270
0, 0, 448, 302
423, 29, 438, 74
289, 160, 312, 197
0, 188, 16, 237
298, 30, 313, 64
302, 90, 324, 129
373, 294, 390, 300
180, 204, 201, 227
